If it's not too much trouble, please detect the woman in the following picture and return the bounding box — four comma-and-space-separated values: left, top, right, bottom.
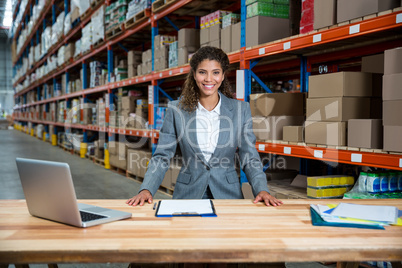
126, 46, 283, 207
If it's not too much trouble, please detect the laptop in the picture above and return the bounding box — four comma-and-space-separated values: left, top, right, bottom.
16, 157, 132, 227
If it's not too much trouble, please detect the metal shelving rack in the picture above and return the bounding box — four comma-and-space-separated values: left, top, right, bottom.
12, 0, 402, 171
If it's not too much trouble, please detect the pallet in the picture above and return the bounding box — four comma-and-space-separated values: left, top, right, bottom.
127, 172, 173, 196
91, 0, 103, 8
109, 165, 127, 176
125, 8, 152, 29
152, 0, 177, 14
106, 24, 124, 40
93, 157, 105, 167
91, 39, 105, 50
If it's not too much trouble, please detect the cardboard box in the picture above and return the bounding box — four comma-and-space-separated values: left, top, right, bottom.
221, 25, 232, 53
383, 100, 402, 126
304, 121, 347, 146
178, 28, 200, 48
348, 119, 383, 149
283, 126, 304, 142
337, 0, 400, 23
245, 16, 290, 48
178, 47, 188, 66
127, 50, 141, 65
127, 149, 152, 178
128, 65, 137, 77
383, 73, 402, 100
308, 72, 373, 98
231, 22, 241, 51
313, 0, 336, 29
209, 24, 221, 41
209, 40, 220, 49
200, 28, 210, 45
252, 116, 304, 141
109, 154, 127, 170
64, 43, 75, 60
361, 53, 384, 74
121, 96, 136, 112
306, 97, 371, 122
384, 47, 402, 75
249, 92, 305, 117
108, 141, 117, 155
384, 125, 402, 152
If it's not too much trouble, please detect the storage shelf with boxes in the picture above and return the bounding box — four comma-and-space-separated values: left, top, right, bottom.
12, 0, 402, 201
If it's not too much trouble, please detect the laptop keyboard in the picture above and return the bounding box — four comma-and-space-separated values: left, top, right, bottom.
80, 211, 107, 222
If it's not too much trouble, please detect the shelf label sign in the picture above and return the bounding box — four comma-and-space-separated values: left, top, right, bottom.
259, 48, 265, 55
349, 24, 360, 34
284, 147, 291, 154
314, 150, 323, 158
258, 144, 265, 151
148, 85, 154, 105
236, 70, 245, 100
313, 34, 321, 43
397, 13, 402, 23
283, 42, 291, 50
399, 158, 402, 168
351, 153, 362, 163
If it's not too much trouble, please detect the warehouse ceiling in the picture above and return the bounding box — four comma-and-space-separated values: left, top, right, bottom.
0, 0, 13, 38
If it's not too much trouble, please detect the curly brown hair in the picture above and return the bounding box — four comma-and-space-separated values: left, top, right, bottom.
178, 46, 233, 112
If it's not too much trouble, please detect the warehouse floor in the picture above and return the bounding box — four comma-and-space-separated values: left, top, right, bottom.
0, 129, 336, 268
0, 129, 172, 200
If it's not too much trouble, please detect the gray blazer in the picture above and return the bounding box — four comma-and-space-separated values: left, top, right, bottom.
139, 94, 270, 199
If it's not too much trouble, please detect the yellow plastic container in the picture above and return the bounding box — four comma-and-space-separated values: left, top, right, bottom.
307, 175, 354, 187
80, 143, 87, 158
307, 187, 350, 198
104, 149, 110, 169
51, 134, 57, 146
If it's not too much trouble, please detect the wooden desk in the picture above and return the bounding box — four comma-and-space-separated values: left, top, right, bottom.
1, 199, 401, 265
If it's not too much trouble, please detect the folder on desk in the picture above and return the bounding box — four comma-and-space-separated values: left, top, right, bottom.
155, 199, 217, 217
310, 205, 385, 230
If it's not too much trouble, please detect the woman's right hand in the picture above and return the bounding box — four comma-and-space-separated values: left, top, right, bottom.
126, 190, 153, 206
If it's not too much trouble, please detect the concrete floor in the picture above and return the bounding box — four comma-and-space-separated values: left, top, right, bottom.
0, 129, 172, 200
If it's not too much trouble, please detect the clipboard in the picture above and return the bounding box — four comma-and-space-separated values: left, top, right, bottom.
155, 199, 217, 217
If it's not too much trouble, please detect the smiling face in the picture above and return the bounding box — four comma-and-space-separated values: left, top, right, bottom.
193, 59, 225, 99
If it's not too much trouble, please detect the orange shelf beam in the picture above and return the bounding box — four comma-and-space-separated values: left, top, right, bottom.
244, 10, 402, 61
256, 142, 402, 171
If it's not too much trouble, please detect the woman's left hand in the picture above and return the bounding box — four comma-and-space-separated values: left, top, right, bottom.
253, 191, 283, 207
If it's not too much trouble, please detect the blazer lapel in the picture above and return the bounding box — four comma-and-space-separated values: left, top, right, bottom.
210, 94, 234, 160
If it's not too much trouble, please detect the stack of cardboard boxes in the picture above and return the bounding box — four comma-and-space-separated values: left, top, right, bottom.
127, 50, 142, 77
109, 141, 128, 170
347, 53, 384, 150
299, 0, 336, 34
96, 97, 106, 127
154, 35, 175, 72
245, 0, 290, 48
305, 72, 374, 146
138, 49, 152, 75
118, 96, 136, 129
200, 10, 231, 49
126, 149, 182, 191
300, 0, 400, 34
220, 13, 241, 53
177, 28, 200, 66
383, 47, 402, 152
251, 93, 305, 141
